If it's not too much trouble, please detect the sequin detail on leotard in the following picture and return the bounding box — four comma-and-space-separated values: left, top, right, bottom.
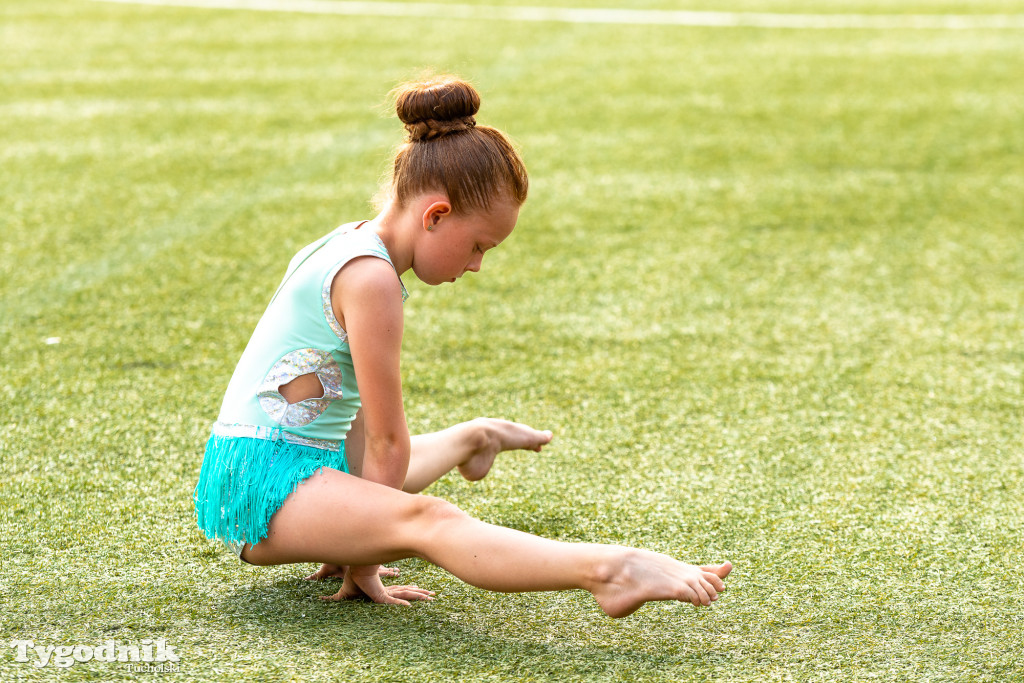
211, 421, 341, 452
321, 234, 409, 341
256, 348, 344, 427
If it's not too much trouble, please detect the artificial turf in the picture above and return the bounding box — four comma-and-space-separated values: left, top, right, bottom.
1, 0, 1022, 680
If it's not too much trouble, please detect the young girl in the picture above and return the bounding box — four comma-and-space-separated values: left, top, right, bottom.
194, 75, 731, 618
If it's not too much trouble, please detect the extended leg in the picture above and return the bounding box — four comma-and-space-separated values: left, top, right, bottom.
242, 468, 731, 618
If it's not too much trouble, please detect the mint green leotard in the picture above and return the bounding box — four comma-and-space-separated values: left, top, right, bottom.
193, 222, 407, 556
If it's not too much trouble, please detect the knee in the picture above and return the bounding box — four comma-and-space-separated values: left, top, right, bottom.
413, 495, 466, 525
402, 496, 470, 562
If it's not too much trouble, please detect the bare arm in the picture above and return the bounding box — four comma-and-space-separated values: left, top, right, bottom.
303, 407, 404, 583
331, 256, 409, 490
320, 256, 416, 601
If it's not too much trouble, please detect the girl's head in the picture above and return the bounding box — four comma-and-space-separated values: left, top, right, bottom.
381, 75, 529, 285
383, 75, 528, 215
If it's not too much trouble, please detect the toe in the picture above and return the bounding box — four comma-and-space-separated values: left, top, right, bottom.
700, 561, 732, 579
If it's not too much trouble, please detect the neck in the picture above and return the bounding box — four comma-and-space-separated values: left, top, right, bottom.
364, 201, 417, 275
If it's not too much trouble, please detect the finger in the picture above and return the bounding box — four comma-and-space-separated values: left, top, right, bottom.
380, 596, 412, 606
367, 585, 413, 606
387, 589, 428, 602
700, 561, 733, 579
388, 588, 434, 601
378, 566, 401, 577
387, 585, 435, 596
362, 594, 410, 606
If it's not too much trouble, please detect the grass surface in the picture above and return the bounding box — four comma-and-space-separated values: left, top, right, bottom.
2, 0, 1023, 681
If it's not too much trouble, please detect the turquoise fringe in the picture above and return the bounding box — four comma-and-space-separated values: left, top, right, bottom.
193, 433, 348, 547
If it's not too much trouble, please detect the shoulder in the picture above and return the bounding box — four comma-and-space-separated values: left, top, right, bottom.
334, 255, 405, 350
331, 254, 404, 311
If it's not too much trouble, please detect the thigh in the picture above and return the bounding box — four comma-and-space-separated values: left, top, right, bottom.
242, 467, 425, 567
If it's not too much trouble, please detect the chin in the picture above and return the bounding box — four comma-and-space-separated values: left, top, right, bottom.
413, 266, 446, 287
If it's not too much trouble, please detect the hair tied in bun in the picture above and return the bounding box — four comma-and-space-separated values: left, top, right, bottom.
384, 73, 528, 213
406, 115, 477, 142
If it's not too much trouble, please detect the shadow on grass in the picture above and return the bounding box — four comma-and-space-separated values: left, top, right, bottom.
214, 569, 727, 677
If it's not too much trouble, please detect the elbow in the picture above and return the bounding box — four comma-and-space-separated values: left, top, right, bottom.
366, 431, 410, 461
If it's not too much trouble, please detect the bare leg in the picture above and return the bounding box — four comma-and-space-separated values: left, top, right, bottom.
242, 468, 731, 618
306, 415, 551, 581
404, 418, 553, 494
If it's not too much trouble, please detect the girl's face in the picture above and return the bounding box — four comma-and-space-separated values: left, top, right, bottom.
414, 198, 520, 286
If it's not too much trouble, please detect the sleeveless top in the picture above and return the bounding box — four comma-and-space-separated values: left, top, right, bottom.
211, 222, 408, 451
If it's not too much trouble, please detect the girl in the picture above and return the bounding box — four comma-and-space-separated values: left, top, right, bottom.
194, 75, 731, 618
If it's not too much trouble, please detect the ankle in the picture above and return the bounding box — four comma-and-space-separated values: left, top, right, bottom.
584, 546, 632, 593
464, 418, 499, 456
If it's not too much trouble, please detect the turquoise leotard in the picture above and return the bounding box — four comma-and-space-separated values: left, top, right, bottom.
193, 222, 407, 554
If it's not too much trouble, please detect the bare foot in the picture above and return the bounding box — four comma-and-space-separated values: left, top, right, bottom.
304, 563, 346, 581
590, 549, 732, 618
303, 564, 399, 581
457, 418, 553, 482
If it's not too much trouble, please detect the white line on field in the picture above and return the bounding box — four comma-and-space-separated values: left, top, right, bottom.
88, 0, 1024, 30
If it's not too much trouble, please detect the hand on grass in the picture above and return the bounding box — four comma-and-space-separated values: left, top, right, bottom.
319, 564, 435, 606
304, 563, 400, 581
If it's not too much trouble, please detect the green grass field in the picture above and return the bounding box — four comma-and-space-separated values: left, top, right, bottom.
2, 0, 1023, 680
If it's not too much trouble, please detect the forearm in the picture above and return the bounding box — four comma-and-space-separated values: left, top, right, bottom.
343, 411, 407, 486
351, 437, 409, 576
359, 436, 411, 490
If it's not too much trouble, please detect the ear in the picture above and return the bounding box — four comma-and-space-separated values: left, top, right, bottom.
422, 200, 452, 232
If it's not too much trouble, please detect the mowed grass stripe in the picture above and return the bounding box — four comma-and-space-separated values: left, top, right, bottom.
0, 1, 590, 332
90, 0, 1024, 29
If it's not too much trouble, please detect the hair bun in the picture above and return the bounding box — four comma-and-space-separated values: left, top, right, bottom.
403, 115, 476, 142
394, 76, 481, 142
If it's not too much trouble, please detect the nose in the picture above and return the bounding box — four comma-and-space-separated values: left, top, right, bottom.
466, 253, 483, 273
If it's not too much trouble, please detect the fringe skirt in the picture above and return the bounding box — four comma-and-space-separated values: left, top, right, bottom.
193, 430, 349, 553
